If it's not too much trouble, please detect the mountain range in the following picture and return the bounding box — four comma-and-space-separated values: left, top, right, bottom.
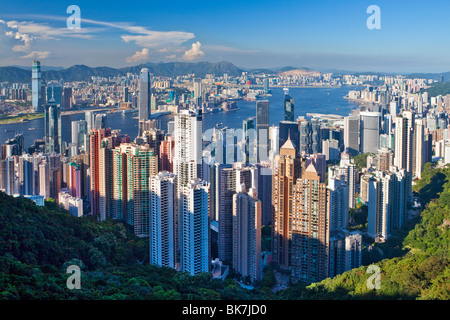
0, 60, 449, 83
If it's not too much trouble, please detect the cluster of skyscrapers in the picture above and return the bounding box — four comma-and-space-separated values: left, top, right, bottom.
3, 63, 447, 286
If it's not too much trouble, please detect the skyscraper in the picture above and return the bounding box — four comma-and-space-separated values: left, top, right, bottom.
232, 186, 262, 282
46, 85, 62, 106
89, 128, 111, 216
284, 93, 295, 122
367, 168, 407, 241
394, 111, 415, 201
360, 111, 381, 154
243, 117, 256, 164
139, 68, 151, 127
291, 162, 329, 284
278, 121, 299, 154
272, 136, 302, 269
149, 171, 177, 269
44, 98, 61, 154
344, 116, 359, 156
256, 100, 269, 162
32, 60, 43, 112
180, 178, 210, 276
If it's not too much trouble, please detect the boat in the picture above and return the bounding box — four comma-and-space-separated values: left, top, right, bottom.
28, 127, 36, 131
122, 109, 138, 114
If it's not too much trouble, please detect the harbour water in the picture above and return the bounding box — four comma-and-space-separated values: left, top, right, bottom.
0, 86, 362, 148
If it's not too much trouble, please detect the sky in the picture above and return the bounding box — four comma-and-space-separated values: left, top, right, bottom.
1, 0, 450, 73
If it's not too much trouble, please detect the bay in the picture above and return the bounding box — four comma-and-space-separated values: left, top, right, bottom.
0, 86, 362, 149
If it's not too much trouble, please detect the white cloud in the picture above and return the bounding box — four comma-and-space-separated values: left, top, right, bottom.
19, 51, 50, 59
0, 20, 34, 53
165, 54, 176, 59
126, 48, 150, 63
183, 41, 205, 61
7, 20, 97, 40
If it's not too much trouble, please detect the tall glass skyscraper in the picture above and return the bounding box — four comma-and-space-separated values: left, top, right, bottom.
256, 100, 269, 162
284, 94, 295, 122
32, 60, 42, 112
44, 98, 61, 154
138, 68, 151, 126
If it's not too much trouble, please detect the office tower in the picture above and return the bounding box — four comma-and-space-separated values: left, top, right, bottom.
48, 153, 61, 200
344, 116, 359, 156
367, 169, 407, 241
322, 139, 339, 161
180, 179, 210, 276
327, 174, 349, 231
243, 117, 256, 164
123, 87, 129, 103
139, 68, 151, 123
71, 120, 87, 155
18, 154, 33, 195
266, 125, 278, 161
291, 162, 329, 284
279, 121, 299, 154
284, 94, 294, 122
256, 100, 269, 162
272, 136, 302, 269
413, 118, 425, 179
159, 135, 175, 172
149, 171, 177, 269
379, 134, 394, 149
298, 118, 312, 154
377, 147, 394, 172
232, 186, 261, 282
32, 60, 43, 112
213, 127, 241, 165
311, 118, 321, 154
360, 111, 381, 153
62, 87, 72, 109
46, 85, 62, 106
44, 98, 61, 154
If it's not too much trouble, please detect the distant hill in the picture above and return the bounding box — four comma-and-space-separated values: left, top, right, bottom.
0, 61, 245, 83
419, 82, 450, 97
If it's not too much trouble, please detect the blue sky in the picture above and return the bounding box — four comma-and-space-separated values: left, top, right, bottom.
1, 0, 450, 73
